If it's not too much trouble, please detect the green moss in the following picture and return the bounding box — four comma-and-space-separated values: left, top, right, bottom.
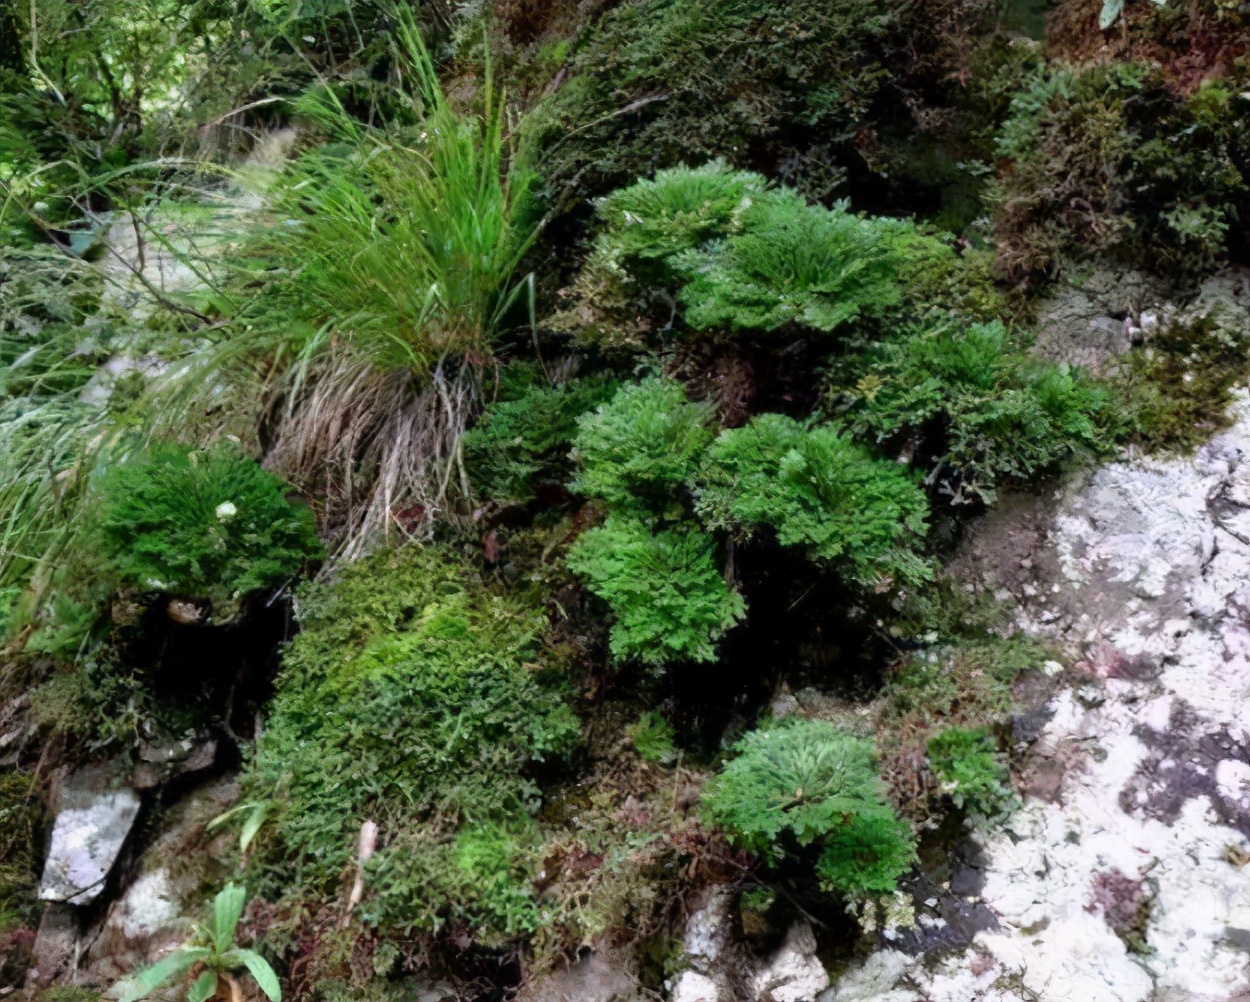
881, 638, 1044, 727
0, 769, 37, 932
1114, 311, 1250, 454
993, 63, 1250, 282
245, 545, 580, 943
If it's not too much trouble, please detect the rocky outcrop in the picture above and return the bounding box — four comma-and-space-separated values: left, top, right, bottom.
39, 763, 141, 907
823, 391, 1250, 1001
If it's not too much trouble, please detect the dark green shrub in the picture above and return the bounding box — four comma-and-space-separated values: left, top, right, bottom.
677, 191, 902, 335
524, 0, 988, 208
926, 726, 1016, 824
695, 414, 931, 589
842, 321, 1112, 503
565, 515, 745, 666
703, 719, 915, 896
464, 372, 618, 504
246, 545, 580, 942
94, 442, 322, 613
572, 377, 715, 514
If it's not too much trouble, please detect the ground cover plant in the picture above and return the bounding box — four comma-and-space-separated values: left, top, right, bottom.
2, 0, 1249, 997
241, 544, 580, 945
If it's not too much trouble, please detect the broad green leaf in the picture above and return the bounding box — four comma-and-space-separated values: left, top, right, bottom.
240, 802, 270, 853
186, 970, 218, 1002
212, 883, 247, 952
115, 948, 211, 1002
226, 949, 282, 1002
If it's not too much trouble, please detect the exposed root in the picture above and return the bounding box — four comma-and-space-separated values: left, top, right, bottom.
263, 345, 477, 561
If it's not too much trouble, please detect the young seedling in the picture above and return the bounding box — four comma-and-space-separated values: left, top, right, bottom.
116, 883, 281, 1002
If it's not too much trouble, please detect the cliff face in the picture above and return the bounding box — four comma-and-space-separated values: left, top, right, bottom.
1, 1, 1249, 1001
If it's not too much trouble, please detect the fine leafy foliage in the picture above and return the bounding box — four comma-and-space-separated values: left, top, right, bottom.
572, 377, 715, 514
927, 726, 1016, 825
464, 371, 618, 504
703, 718, 916, 896
843, 321, 1112, 503
677, 191, 902, 334
696, 414, 931, 589
595, 160, 766, 265
584, 165, 906, 339
94, 443, 322, 611
245, 546, 579, 940
115, 883, 280, 1002
566, 515, 745, 665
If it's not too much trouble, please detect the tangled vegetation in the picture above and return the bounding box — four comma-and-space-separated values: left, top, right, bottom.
0, 0, 1248, 996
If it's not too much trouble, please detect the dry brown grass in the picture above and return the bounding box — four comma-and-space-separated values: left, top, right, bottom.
264, 346, 478, 560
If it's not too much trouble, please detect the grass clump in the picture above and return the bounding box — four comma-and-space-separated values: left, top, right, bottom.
841, 321, 1113, 503
696, 414, 931, 589
572, 377, 715, 514
926, 726, 1016, 825
704, 718, 916, 897
464, 370, 617, 505
244, 545, 579, 944
566, 515, 745, 666
94, 442, 322, 614
239, 21, 537, 375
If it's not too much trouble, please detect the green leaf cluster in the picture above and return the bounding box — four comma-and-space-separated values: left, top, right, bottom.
567, 377, 744, 665
594, 160, 766, 265
703, 718, 915, 896
566, 515, 745, 666
677, 190, 901, 334
245, 545, 579, 940
464, 371, 618, 504
589, 163, 905, 337
926, 726, 1016, 824
115, 882, 280, 1002
572, 376, 715, 513
94, 442, 322, 612
696, 414, 931, 589
843, 321, 1112, 502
